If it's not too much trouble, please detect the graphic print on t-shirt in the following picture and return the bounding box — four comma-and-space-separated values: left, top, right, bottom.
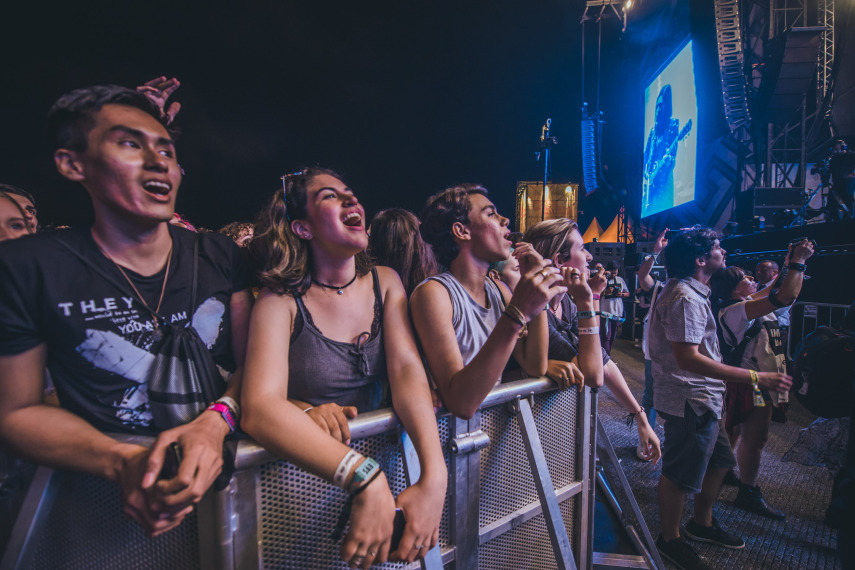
72, 296, 226, 428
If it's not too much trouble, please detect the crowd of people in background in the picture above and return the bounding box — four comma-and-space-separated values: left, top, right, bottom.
0, 77, 837, 570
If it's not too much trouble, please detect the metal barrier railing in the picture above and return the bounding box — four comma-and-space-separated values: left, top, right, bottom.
3, 377, 596, 570
787, 301, 851, 360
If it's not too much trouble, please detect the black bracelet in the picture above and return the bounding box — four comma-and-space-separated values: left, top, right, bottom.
625, 406, 645, 428
351, 468, 382, 497
788, 262, 806, 272
331, 469, 383, 541
768, 290, 789, 308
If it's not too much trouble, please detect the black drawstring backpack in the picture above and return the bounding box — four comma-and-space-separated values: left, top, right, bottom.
56, 235, 224, 430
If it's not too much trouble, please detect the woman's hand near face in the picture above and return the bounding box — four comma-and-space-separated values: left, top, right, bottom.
562, 266, 594, 305
587, 264, 607, 296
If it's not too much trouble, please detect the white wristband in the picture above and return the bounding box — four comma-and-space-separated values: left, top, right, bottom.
333, 449, 363, 489
578, 326, 600, 335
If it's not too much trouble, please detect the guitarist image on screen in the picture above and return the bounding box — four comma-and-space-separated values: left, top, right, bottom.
643, 84, 692, 215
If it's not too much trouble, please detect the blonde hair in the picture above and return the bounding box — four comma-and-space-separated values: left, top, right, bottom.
522, 218, 579, 261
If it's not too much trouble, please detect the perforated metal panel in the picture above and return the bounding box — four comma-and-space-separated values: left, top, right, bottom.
478, 500, 577, 570
29, 471, 200, 570
477, 389, 579, 569
258, 418, 453, 570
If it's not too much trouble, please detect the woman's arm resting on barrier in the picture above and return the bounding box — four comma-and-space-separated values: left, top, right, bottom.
671, 342, 792, 392
0, 345, 188, 537
546, 359, 585, 390
299, 401, 358, 444
379, 268, 447, 562
242, 289, 397, 565
566, 266, 605, 388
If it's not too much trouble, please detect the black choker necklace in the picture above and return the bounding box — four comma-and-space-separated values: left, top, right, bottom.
312, 273, 357, 295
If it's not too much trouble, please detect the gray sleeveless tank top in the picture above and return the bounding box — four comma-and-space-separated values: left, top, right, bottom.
288, 268, 385, 412
428, 272, 505, 367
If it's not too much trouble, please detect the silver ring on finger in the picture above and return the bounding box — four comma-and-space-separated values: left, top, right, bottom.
351, 555, 365, 566
367, 549, 377, 557
415, 544, 426, 549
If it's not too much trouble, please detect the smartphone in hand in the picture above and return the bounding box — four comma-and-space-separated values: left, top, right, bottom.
158, 442, 183, 481
390, 508, 406, 552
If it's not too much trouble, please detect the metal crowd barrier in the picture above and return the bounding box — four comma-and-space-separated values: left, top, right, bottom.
787, 301, 851, 360
2, 377, 596, 570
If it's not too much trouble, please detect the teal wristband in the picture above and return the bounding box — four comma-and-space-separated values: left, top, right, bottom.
348, 457, 380, 494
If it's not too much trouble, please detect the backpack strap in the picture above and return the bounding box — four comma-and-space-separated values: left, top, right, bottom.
721, 314, 764, 366
190, 233, 200, 312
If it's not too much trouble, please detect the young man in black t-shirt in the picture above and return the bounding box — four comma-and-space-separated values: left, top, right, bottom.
0, 85, 253, 537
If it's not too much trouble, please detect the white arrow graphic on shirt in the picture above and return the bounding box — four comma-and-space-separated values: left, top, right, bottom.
76, 297, 226, 382
75, 297, 226, 427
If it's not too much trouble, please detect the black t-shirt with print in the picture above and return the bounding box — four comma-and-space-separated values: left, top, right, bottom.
0, 225, 252, 435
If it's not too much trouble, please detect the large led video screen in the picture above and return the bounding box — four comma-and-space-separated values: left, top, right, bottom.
642, 40, 698, 218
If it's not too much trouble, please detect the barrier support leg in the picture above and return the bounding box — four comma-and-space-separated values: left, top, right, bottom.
596, 417, 664, 570
510, 395, 577, 570
400, 430, 445, 570
0, 467, 62, 570
449, 414, 483, 569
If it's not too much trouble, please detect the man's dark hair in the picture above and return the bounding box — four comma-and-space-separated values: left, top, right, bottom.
46, 85, 164, 152
419, 184, 488, 267
606, 260, 620, 272
0, 184, 35, 207
662, 227, 719, 279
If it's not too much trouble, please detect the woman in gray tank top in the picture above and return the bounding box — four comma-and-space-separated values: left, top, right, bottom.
523, 218, 661, 464
243, 168, 447, 568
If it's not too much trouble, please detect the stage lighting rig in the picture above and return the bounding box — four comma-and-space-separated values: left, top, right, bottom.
581, 0, 628, 32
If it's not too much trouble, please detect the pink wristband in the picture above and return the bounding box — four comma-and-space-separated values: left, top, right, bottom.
207, 402, 236, 432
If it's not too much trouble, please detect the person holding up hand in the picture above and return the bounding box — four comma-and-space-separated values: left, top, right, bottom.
411, 184, 565, 420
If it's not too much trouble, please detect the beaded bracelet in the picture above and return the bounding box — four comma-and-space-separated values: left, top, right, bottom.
504, 303, 528, 338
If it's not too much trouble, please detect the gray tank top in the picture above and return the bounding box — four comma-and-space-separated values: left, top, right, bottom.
288, 268, 385, 412
428, 272, 505, 367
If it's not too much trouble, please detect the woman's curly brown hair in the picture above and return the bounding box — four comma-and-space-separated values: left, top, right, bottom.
249, 167, 372, 296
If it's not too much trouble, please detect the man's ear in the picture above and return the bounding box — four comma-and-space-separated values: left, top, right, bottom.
290, 219, 312, 240
54, 149, 85, 182
451, 221, 470, 242
553, 253, 564, 267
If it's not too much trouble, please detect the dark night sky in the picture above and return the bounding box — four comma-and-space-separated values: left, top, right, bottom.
1, 0, 698, 232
